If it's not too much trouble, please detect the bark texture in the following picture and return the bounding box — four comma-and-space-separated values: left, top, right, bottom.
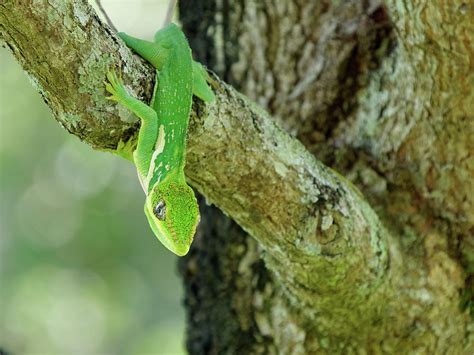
179, 0, 473, 353
1, 0, 473, 353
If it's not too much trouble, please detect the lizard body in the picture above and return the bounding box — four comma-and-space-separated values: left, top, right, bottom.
105, 23, 214, 256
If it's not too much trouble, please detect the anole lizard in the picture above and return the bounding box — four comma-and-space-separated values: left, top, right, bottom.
105, 23, 214, 256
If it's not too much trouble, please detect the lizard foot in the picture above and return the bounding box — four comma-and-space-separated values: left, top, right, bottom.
105, 70, 131, 103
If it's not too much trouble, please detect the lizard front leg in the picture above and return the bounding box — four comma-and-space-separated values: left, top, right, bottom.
105, 70, 158, 181
119, 28, 215, 103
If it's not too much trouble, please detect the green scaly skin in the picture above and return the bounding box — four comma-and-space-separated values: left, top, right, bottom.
105, 23, 214, 256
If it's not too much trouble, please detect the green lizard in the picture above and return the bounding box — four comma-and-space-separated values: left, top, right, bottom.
105, 23, 214, 256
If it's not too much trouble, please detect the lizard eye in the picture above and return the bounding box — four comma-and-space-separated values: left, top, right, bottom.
154, 200, 166, 220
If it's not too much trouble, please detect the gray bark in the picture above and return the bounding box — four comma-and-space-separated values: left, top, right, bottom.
1, 0, 472, 353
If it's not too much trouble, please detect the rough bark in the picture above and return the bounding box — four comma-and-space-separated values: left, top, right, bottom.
179, 0, 473, 353
1, 0, 472, 353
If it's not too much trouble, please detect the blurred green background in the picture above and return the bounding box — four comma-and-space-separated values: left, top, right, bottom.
0, 1, 187, 354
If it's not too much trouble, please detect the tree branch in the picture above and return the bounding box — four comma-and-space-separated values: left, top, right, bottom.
0, 0, 393, 322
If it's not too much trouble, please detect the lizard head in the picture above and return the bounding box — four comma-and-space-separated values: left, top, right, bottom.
144, 179, 199, 256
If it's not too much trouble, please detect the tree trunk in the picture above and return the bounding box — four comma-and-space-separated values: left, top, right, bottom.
1, 0, 472, 353
179, 0, 473, 353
